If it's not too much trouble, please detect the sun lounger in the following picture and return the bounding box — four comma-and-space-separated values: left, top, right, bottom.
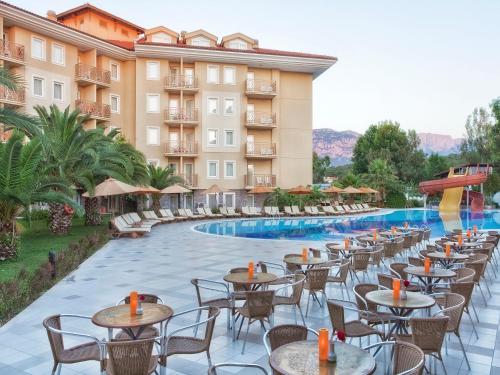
129, 212, 160, 226
143, 210, 173, 223
305, 206, 320, 216
319, 206, 333, 215
271, 206, 284, 216
284, 206, 294, 216
112, 216, 151, 238
249, 206, 262, 216
334, 206, 347, 215
219, 207, 230, 217
291, 206, 303, 216
362, 203, 378, 212
122, 213, 155, 228
241, 206, 253, 216
159, 208, 187, 221
323, 206, 338, 215
204, 207, 223, 217
227, 207, 242, 217
264, 206, 274, 216
311, 206, 323, 215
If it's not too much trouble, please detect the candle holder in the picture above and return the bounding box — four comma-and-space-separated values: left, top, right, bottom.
137, 295, 144, 315
327, 340, 337, 363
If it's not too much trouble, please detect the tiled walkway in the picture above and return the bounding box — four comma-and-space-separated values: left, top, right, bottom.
0, 219, 499, 374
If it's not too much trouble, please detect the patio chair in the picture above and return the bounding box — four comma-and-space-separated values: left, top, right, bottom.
304, 267, 330, 316
325, 242, 341, 259
198, 207, 211, 217
241, 206, 253, 216
383, 237, 404, 262
258, 261, 290, 287
263, 324, 318, 356
271, 206, 283, 216
377, 273, 394, 290
350, 252, 372, 282
272, 274, 307, 325
363, 341, 425, 375
43, 314, 106, 375
106, 338, 157, 375
250, 206, 263, 216
236, 290, 275, 354
283, 253, 303, 274
226, 207, 241, 217
114, 294, 164, 340
129, 212, 160, 226
284, 206, 295, 216
208, 363, 268, 374
368, 245, 384, 271
389, 263, 420, 292
326, 259, 351, 300
465, 257, 490, 305
408, 256, 424, 267
354, 283, 395, 334
311, 206, 322, 215
218, 207, 231, 217
334, 205, 347, 215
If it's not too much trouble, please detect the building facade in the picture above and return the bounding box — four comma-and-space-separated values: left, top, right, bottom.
0, 2, 336, 209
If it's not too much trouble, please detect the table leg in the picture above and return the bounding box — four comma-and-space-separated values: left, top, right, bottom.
107, 328, 113, 341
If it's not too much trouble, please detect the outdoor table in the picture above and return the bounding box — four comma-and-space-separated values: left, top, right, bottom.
379, 230, 403, 237
283, 256, 326, 271
356, 236, 385, 245
327, 244, 367, 258
92, 303, 173, 340
269, 340, 376, 375
426, 252, 469, 269
223, 272, 277, 291
404, 266, 456, 294
365, 290, 435, 336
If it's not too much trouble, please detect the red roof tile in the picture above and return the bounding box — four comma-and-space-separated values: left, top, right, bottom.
106, 39, 135, 51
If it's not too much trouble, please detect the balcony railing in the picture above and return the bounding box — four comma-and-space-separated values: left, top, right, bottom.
75, 100, 111, 120
0, 87, 25, 105
245, 143, 277, 158
75, 63, 111, 86
0, 40, 25, 63
246, 79, 277, 96
164, 108, 199, 123
245, 111, 277, 127
164, 141, 198, 155
246, 174, 276, 187
176, 173, 198, 187
164, 75, 198, 90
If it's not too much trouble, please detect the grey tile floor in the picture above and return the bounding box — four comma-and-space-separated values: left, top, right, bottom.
0, 219, 499, 374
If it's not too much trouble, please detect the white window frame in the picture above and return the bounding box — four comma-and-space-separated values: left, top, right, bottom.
146, 94, 161, 113
146, 61, 160, 80
207, 160, 219, 179
52, 80, 64, 101
110, 61, 120, 81
223, 66, 236, 85
223, 98, 235, 116
110, 94, 120, 114
151, 33, 172, 44
51, 43, 65, 66
207, 128, 218, 147
207, 97, 218, 115
147, 159, 160, 166
223, 192, 236, 208
224, 161, 236, 179
224, 129, 235, 146
192, 36, 210, 47
31, 36, 46, 61
228, 39, 248, 50
146, 126, 161, 146
32, 76, 45, 98
207, 65, 219, 84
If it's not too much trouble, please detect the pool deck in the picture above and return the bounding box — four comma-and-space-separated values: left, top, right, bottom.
0, 219, 500, 374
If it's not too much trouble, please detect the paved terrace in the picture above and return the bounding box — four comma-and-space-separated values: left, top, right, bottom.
0, 219, 499, 375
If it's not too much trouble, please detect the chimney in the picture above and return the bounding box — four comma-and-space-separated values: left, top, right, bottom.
46, 10, 57, 21
180, 30, 187, 43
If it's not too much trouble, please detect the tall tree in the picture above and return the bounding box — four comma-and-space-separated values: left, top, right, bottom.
313, 152, 331, 183
460, 107, 493, 163
147, 164, 183, 211
362, 158, 399, 202
425, 153, 450, 179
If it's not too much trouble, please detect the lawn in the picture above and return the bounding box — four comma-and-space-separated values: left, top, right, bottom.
0, 217, 110, 283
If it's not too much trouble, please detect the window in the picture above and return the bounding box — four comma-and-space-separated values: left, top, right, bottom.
224, 98, 235, 115
32, 76, 44, 97
146, 126, 160, 146
53, 81, 63, 101
31, 37, 45, 60
151, 32, 171, 43
146, 94, 160, 113
147, 159, 160, 166
224, 130, 235, 146
224, 161, 236, 179
207, 97, 218, 115
192, 36, 210, 47
223, 192, 236, 208
110, 94, 120, 113
52, 44, 65, 65
208, 129, 218, 146
223, 66, 236, 84
207, 161, 219, 179
110, 62, 119, 80
207, 65, 219, 84
146, 61, 160, 80
228, 39, 248, 50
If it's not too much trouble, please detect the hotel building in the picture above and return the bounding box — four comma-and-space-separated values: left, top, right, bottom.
0, 2, 336, 208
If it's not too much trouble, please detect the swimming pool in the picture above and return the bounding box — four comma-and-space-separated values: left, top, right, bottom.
193, 209, 500, 241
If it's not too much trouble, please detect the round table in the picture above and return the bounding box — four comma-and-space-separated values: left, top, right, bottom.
92, 303, 173, 339
356, 236, 385, 245
404, 267, 456, 294
365, 290, 435, 336
443, 241, 481, 250
283, 256, 326, 271
327, 244, 367, 258
223, 272, 277, 291
269, 340, 376, 375
426, 252, 469, 269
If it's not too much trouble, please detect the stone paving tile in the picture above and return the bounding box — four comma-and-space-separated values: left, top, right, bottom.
0, 219, 498, 374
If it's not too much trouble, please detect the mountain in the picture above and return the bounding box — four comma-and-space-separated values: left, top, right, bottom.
313, 129, 463, 166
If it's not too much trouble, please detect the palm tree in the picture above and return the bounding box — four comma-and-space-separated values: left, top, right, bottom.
305, 186, 327, 206
264, 188, 297, 209
0, 131, 77, 259
363, 158, 399, 204
147, 164, 183, 211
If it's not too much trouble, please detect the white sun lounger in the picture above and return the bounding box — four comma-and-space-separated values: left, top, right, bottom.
204, 207, 223, 217
143, 210, 173, 223
291, 206, 303, 216
227, 207, 242, 217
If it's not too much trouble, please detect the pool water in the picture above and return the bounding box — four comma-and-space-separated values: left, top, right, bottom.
193, 209, 500, 241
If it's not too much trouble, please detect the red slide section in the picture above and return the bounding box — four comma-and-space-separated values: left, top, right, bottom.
418, 174, 488, 195
462, 190, 485, 212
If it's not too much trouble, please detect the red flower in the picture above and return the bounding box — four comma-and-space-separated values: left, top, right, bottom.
403, 280, 410, 288
337, 330, 346, 342
139, 295, 145, 301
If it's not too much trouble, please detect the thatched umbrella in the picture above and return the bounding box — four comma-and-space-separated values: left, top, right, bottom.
161, 184, 192, 210
82, 178, 140, 197
341, 186, 361, 204
248, 186, 275, 194
288, 185, 312, 208
202, 184, 230, 208
322, 186, 343, 194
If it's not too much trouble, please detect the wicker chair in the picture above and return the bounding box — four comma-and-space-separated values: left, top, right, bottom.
455, 267, 475, 282
377, 273, 394, 289
43, 314, 106, 375
383, 237, 403, 262
258, 261, 290, 287
364, 341, 425, 375
272, 274, 307, 325
465, 258, 489, 305
368, 245, 384, 271
227, 267, 249, 300
304, 267, 330, 316
114, 294, 164, 340
263, 324, 319, 356
350, 251, 371, 282
325, 242, 341, 259
395, 316, 449, 374
326, 259, 351, 299
208, 363, 268, 374
236, 290, 275, 354
158, 306, 220, 372
283, 253, 302, 274
106, 338, 157, 375
408, 256, 423, 267
389, 263, 420, 292
353, 283, 394, 335
423, 228, 432, 245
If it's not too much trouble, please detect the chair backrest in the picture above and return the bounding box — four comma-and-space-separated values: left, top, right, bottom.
197, 207, 205, 215
354, 283, 378, 313
265, 324, 312, 353
305, 267, 329, 290
43, 315, 64, 362
336, 259, 350, 282
177, 208, 187, 216
107, 338, 155, 375
284, 254, 302, 273
264, 206, 272, 215
284, 206, 293, 214
409, 316, 449, 354
449, 282, 475, 308
390, 262, 409, 280
208, 363, 268, 374
377, 273, 393, 289
309, 248, 321, 258
352, 252, 371, 271
464, 261, 485, 282
244, 291, 275, 318
403, 235, 413, 249
438, 293, 465, 333
229, 267, 249, 292
408, 257, 424, 267
191, 279, 230, 307
292, 205, 300, 213
392, 341, 425, 375
121, 293, 162, 305
370, 246, 384, 266
455, 267, 475, 282
290, 273, 306, 304
326, 300, 345, 332
423, 228, 432, 241
227, 207, 237, 215
113, 217, 126, 230
185, 208, 195, 216
241, 206, 250, 215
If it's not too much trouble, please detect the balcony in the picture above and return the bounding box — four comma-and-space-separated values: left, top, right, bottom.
0, 87, 25, 106
0, 40, 25, 65
164, 141, 199, 157
164, 108, 199, 126
164, 75, 198, 93
176, 173, 198, 188
75, 100, 111, 121
245, 174, 276, 188
245, 143, 277, 159
245, 111, 277, 129
75, 63, 111, 88
245, 79, 277, 99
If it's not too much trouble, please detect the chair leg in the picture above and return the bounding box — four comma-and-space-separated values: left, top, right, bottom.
306, 292, 311, 317
467, 309, 479, 339
51, 362, 59, 375
471, 300, 479, 322
206, 351, 212, 367
478, 283, 488, 305
237, 317, 245, 339
297, 304, 306, 326
241, 320, 251, 354
193, 308, 202, 337
456, 332, 471, 370
56, 364, 62, 375
438, 353, 448, 375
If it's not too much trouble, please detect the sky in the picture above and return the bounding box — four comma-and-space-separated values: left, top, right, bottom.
11, 0, 500, 137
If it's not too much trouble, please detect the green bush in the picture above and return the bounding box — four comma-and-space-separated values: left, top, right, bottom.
26, 209, 49, 221
407, 199, 424, 208
385, 191, 407, 208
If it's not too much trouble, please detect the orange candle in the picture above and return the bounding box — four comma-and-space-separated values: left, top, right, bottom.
457, 235, 463, 247
392, 278, 401, 300
391, 226, 396, 235
302, 247, 308, 260
318, 328, 329, 361
473, 225, 478, 234
373, 230, 377, 241
130, 291, 138, 316
404, 222, 409, 229
248, 261, 254, 279
424, 257, 431, 273
466, 229, 471, 239
445, 244, 451, 257
344, 238, 349, 250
